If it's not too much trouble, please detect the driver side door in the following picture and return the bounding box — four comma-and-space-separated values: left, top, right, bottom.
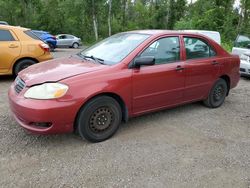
132, 36, 185, 115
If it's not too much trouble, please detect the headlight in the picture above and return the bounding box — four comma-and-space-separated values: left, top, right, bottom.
24, 83, 69, 99
240, 54, 250, 62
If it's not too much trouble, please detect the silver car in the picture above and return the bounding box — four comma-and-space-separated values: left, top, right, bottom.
0, 21, 9, 25
56, 34, 82, 48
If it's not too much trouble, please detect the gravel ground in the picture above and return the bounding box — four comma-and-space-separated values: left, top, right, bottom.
0, 48, 250, 188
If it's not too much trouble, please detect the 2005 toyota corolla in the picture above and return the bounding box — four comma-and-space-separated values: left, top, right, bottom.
8, 30, 240, 142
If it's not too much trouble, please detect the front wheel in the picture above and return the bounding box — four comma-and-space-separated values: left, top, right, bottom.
76, 96, 122, 142
203, 78, 228, 108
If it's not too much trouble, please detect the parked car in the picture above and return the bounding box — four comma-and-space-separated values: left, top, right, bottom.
232, 34, 250, 77
32, 30, 57, 51
0, 25, 52, 76
0, 21, 9, 25
9, 30, 240, 142
56, 34, 82, 48
232, 34, 250, 56
239, 52, 250, 77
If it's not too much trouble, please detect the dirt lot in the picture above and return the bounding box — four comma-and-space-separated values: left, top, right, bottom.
0, 48, 250, 188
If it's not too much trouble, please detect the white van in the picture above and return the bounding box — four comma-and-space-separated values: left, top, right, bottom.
182, 30, 221, 45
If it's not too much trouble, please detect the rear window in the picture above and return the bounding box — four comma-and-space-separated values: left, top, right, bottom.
0, 29, 15, 41
32, 31, 44, 38
24, 30, 41, 40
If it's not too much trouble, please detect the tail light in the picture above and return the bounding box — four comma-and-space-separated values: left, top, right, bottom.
39, 43, 50, 52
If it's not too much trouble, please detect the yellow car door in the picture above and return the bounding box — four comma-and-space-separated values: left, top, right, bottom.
0, 28, 21, 74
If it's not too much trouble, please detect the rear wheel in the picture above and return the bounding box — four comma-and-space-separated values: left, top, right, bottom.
76, 96, 122, 142
14, 59, 36, 76
203, 78, 228, 108
72, 42, 79, 49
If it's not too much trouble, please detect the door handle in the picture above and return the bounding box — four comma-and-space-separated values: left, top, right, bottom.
9, 44, 18, 48
176, 65, 185, 71
211, 61, 219, 65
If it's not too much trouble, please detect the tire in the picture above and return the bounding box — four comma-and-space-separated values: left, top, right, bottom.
72, 42, 79, 49
48, 43, 55, 52
14, 59, 36, 76
76, 96, 122, 142
203, 78, 228, 108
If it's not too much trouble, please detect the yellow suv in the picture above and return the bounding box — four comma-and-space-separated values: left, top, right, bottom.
0, 25, 53, 76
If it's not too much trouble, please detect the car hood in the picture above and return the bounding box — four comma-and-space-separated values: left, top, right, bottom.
19, 56, 106, 86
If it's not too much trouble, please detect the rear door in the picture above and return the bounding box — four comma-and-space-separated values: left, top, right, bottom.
0, 29, 21, 73
57, 35, 68, 46
183, 36, 221, 102
64, 35, 74, 46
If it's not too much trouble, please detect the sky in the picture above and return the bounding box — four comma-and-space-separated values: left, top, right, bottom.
187, 0, 241, 8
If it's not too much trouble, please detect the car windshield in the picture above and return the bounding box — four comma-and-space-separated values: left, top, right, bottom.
80, 33, 150, 65
234, 35, 250, 49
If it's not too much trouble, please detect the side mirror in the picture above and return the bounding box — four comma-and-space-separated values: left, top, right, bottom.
134, 56, 155, 68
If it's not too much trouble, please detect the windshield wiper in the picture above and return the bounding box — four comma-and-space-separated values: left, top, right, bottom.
78, 54, 105, 64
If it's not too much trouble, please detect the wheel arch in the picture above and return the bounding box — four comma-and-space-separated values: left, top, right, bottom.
72, 42, 79, 47
219, 75, 230, 95
12, 57, 38, 74
74, 92, 129, 131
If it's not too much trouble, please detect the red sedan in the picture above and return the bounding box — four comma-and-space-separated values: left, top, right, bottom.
8, 30, 240, 142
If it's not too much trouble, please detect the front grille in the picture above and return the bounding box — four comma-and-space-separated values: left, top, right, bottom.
240, 68, 246, 72
14, 77, 26, 94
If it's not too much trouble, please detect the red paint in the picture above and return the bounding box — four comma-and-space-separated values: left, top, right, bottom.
8, 30, 240, 134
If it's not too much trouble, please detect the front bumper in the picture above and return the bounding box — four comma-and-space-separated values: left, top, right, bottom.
8, 83, 78, 134
240, 60, 250, 77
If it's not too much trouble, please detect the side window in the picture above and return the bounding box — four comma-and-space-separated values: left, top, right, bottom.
184, 37, 216, 60
59, 35, 66, 39
0, 29, 15, 41
66, 35, 74, 39
140, 37, 180, 64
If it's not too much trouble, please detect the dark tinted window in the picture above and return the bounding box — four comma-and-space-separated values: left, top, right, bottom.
58, 35, 66, 39
0, 29, 15, 41
234, 35, 250, 49
184, 37, 216, 60
140, 37, 180, 64
24, 30, 41, 40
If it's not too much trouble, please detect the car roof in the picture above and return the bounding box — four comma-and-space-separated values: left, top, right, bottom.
32, 30, 48, 33
125, 29, 214, 38
0, 24, 29, 31
0, 21, 8, 24
57, 34, 75, 36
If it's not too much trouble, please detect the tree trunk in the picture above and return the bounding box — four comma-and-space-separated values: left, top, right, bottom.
108, 0, 112, 36
92, 0, 98, 41
122, 0, 127, 30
